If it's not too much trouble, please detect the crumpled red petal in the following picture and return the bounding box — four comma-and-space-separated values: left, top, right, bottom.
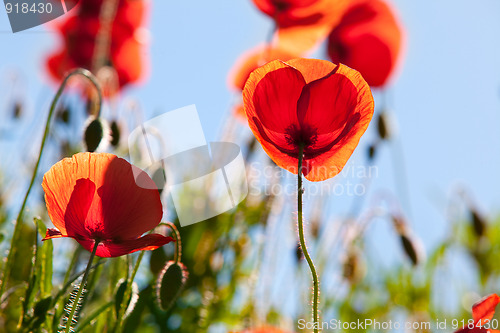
472, 294, 500, 324
77, 234, 174, 258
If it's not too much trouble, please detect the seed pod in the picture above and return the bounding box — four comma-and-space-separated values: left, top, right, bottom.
110, 120, 121, 147
84, 117, 108, 152
470, 208, 486, 237
377, 111, 393, 140
155, 261, 188, 311
391, 214, 408, 235
367, 143, 377, 160
295, 243, 303, 262
12, 102, 22, 119
114, 279, 139, 319
400, 233, 423, 266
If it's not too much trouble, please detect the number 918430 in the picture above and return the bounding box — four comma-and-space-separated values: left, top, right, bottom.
5, 2, 53, 14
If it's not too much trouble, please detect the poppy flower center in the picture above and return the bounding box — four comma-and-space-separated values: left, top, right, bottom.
86, 220, 107, 240
272, 0, 291, 12
285, 123, 318, 150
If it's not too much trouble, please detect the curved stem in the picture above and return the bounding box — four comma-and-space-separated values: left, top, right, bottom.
297, 144, 320, 332
65, 241, 99, 333
0, 68, 102, 300
160, 222, 181, 263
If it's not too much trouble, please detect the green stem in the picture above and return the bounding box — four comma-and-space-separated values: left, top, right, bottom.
160, 222, 181, 263
65, 241, 99, 333
0, 68, 102, 300
297, 143, 320, 332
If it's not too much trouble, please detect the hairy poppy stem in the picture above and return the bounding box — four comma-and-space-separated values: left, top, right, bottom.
0, 69, 102, 300
297, 143, 320, 333
161, 222, 181, 263
65, 240, 99, 333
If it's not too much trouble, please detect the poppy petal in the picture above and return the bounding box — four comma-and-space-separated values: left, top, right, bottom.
228, 45, 299, 91
43, 153, 163, 242
472, 294, 500, 324
327, 0, 404, 87
287, 58, 337, 84
43, 228, 66, 240
243, 60, 306, 172
43, 169, 96, 239
275, 22, 332, 55
76, 234, 174, 258
299, 64, 373, 181
83, 154, 163, 240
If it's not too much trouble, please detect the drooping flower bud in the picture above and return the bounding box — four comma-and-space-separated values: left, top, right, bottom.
391, 214, 424, 266
295, 243, 303, 262
109, 120, 121, 147
470, 207, 487, 238
377, 111, 395, 140
399, 233, 422, 266
155, 261, 188, 311
12, 101, 22, 119
367, 143, 377, 161
83, 117, 109, 152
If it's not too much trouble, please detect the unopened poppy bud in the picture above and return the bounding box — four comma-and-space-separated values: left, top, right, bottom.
155, 261, 188, 311
84, 117, 109, 152
377, 111, 394, 140
470, 208, 486, 237
400, 233, 422, 266
295, 243, 303, 262
114, 279, 139, 319
391, 214, 408, 235
12, 102, 22, 119
110, 120, 121, 147
367, 143, 377, 160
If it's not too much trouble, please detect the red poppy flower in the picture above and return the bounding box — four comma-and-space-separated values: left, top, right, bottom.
252, 0, 346, 55
42, 152, 173, 258
228, 45, 298, 121
243, 58, 374, 182
46, 0, 149, 93
252, 0, 331, 27
327, 0, 404, 87
455, 294, 500, 333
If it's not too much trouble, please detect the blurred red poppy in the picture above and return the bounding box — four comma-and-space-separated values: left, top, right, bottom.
327, 0, 404, 87
228, 45, 298, 121
243, 58, 374, 181
252, 0, 332, 27
455, 294, 500, 333
42, 152, 173, 258
46, 0, 149, 93
252, 0, 346, 55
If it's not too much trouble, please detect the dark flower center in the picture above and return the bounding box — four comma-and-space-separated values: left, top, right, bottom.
285, 124, 318, 150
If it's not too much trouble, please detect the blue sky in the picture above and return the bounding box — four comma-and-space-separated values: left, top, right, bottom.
1, 0, 500, 272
